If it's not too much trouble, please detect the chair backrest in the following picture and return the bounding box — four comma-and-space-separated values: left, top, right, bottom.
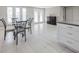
15, 21, 27, 29
12, 18, 18, 25
21, 21, 27, 28
0, 18, 6, 29
28, 18, 33, 26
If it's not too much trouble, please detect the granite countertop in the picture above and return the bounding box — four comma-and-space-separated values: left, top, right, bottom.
57, 21, 79, 26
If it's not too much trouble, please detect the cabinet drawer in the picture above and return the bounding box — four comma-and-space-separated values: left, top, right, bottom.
60, 36, 79, 51
61, 28, 79, 42
57, 23, 79, 51
60, 23, 79, 32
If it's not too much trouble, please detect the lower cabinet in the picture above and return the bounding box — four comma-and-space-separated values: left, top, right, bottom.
57, 23, 79, 52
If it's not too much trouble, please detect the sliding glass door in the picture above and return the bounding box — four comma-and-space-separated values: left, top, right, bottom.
7, 7, 45, 24
15, 8, 20, 21
22, 8, 26, 21
7, 7, 13, 24
7, 7, 27, 24
34, 8, 45, 23
39, 9, 44, 22
34, 9, 39, 23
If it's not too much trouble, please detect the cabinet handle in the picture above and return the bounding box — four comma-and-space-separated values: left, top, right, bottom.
67, 32, 72, 35
67, 41, 73, 44
63, 28, 66, 29
68, 27, 73, 28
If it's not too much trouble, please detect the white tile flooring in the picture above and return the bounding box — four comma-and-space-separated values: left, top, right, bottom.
0, 23, 73, 53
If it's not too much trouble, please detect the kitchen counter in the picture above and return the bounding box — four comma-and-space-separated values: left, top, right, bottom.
57, 21, 79, 26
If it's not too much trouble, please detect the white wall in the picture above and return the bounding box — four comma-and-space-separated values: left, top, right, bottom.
45, 6, 64, 22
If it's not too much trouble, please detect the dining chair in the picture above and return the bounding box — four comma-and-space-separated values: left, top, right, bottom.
12, 18, 18, 25
14, 21, 27, 45
0, 18, 15, 40
26, 18, 33, 34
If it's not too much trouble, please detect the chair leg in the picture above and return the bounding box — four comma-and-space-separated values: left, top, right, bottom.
22, 32, 24, 37
16, 33, 18, 45
30, 27, 32, 34
4, 30, 6, 40
14, 31, 15, 40
24, 30, 26, 42
28, 28, 29, 32
15, 32, 18, 45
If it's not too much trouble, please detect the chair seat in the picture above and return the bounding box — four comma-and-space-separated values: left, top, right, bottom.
26, 25, 31, 28
6, 25, 15, 31
25, 26, 31, 29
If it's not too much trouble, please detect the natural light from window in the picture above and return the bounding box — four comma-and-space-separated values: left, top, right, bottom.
7, 7, 13, 24
15, 8, 20, 21
22, 8, 26, 21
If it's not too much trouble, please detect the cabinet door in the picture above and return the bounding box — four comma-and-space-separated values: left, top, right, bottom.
61, 35, 79, 51
57, 23, 79, 52
73, 7, 79, 23
66, 7, 73, 22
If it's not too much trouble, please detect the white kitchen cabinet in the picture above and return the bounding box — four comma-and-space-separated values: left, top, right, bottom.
65, 7, 79, 23
57, 23, 79, 52
66, 7, 73, 22
73, 7, 79, 23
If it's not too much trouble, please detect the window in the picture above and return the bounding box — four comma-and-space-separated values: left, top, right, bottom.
7, 7, 13, 23
22, 8, 26, 21
34, 9, 39, 23
40, 10, 43, 22
34, 9, 44, 23
15, 8, 20, 21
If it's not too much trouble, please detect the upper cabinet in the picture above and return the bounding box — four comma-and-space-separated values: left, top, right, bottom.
73, 7, 79, 23
66, 7, 73, 22
65, 7, 79, 23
